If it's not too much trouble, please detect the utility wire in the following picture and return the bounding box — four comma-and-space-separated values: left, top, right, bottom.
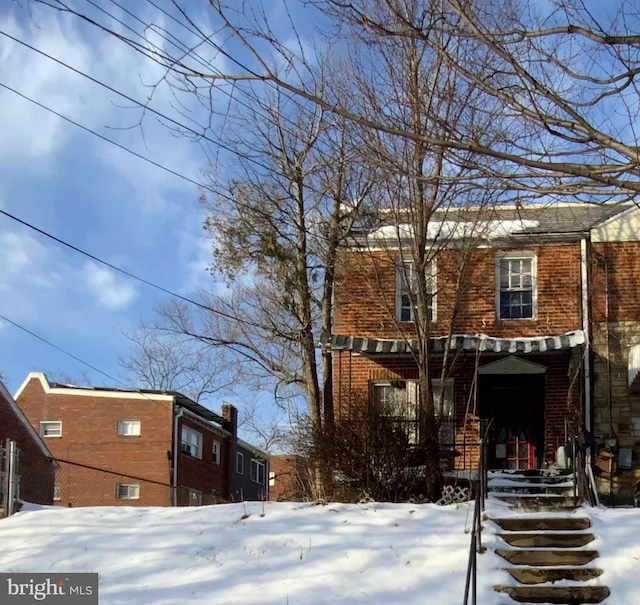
0, 312, 121, 385
0, 205, 264, 328
0, 81, 206, 191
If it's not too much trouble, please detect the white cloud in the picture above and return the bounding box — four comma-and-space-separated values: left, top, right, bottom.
81, 262, 138, 310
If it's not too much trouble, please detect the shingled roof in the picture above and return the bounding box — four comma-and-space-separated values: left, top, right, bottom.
353, 202, 631, 243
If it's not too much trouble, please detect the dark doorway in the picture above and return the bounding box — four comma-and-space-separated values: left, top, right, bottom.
479, 374, 545, 470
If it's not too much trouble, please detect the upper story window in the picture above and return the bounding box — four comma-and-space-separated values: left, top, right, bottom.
497, 253, 536, 320
118, 420, 141, 436
39, 421, 62, 438
212, 440, 221, 465
371, 379, 453, 446
236, 452, 244, 475
181, 426, 203, 459
396, 258, 436, 323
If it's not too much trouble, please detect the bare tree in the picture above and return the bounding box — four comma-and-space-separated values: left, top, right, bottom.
118, 322, 233, 403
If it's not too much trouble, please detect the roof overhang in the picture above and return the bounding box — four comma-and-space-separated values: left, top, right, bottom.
320, 330, 586, 356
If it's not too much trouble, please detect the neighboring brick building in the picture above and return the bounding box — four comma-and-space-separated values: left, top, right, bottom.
268, 455, 309, 502
0, 379, 56, 509
323, 202, 640, 503
14, 373, 269, 507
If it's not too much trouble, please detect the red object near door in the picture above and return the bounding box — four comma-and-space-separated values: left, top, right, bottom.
495, 425, 535, 470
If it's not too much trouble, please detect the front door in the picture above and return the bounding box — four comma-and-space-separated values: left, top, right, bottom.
479, 374, 545, 470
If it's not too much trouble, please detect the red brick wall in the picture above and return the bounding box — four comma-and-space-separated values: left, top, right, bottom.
16, 376, 173, 507
0, 391, 55, 505
332, 350, 576, 470
591, 241, 640, 322
176, 416, 231, 502
334, 243, 583, 338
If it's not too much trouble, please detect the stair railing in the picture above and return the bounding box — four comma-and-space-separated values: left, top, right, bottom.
462, 419, 491, 605
573, 435, 599, 507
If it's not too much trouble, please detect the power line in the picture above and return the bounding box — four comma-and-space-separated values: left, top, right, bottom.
0, 80, 206, 191
0, 206, 261, 329
0, 312, 121, 385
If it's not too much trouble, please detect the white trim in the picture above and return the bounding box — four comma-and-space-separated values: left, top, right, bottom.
495, 251, 537, 320
179, 407, 230, 438
0, 379, 56, 460
395, 256, 437, 323
581, 238, 592, 432
14, 372, 175, 402
236, 451, 244, 475
117, 419, 141, 436
39, 420, 62, 438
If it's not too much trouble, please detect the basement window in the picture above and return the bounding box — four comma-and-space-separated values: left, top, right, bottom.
116, 483, 140, 500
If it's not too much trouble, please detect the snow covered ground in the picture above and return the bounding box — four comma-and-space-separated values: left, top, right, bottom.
0, 499, 639, 604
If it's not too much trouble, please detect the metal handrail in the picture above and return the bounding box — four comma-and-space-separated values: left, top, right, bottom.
573, 435, 599, 507
462, 420, 491, 605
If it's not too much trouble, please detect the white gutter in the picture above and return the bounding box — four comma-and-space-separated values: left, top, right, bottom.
581, 237, 591, 431
172, 409, 185, 507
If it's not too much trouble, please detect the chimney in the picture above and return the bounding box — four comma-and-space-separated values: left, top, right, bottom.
222, 403, 238, 440
222, 403, 238, 501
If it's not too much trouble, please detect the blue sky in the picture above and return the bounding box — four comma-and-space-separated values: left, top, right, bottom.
0, 2, 230, 396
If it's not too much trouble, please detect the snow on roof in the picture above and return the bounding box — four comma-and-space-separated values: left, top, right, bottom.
369, 220, 540, 241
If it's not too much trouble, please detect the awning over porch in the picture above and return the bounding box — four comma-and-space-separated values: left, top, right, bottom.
320, 330, 586, 356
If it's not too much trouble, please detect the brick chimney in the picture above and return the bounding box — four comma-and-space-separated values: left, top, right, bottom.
222, 403, 238, 500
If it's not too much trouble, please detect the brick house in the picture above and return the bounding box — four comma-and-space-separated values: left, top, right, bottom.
14, 372, 269, 507
0, 379, 56, 508
322, 202, 640, 504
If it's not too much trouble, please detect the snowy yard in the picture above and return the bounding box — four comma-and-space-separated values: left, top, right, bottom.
0, 500, 639, 604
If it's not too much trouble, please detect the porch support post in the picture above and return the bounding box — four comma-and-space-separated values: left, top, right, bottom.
581, 237, 591, 431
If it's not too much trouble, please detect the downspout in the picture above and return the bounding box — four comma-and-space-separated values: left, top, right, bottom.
581, 237, 592, 432
172, 408, 185, 507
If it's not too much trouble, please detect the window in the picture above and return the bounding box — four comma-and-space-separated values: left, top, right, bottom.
269, 471, 276, 487
212, 440, 221, 465
39, 421, 62, 438
118, 420, 141, 436
187, 488, 202, 506
371, 379, 454, 445
236, 452, 244, 475
53, 484, 61, 501
181, 426, 203, 459
497, 254, 536, 320
116, 483, 140, 500
396, 258, 436, 322
251, 459, 266, 485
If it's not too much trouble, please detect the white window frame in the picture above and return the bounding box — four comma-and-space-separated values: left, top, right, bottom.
370, 379, 454, 446
236, 452, 244, 475
496, 252, 537, 320
39, 421, 62, 438
53, 483, 61, 501
116, 483, 140, 500
117, 420, 141, 436
396, 257, 436, 323
181, 426, 203, 459
269, 471, 276, 487
212, 440, 221, 465
250, 459, 266, 485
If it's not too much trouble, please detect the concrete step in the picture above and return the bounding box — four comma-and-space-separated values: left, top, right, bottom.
489, 469, 573, 481
504, 566, 603, 585
495, 548, 599, 566
494, 584, 610, 604
492, 517, 591, 531
492, 494, 576, 511
489, 484, 575, 496
497, 532, 595, 548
